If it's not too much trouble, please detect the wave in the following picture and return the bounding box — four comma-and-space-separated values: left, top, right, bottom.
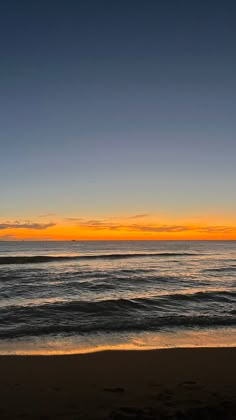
1, 314, 236, 339
0, 252, 199, 265
203, 266, 236, 273
167, 290, 236, 302
0, 289, 235, 339
1, 290, 235, 315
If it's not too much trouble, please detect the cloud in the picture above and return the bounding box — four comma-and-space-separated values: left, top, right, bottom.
1, 215, 235, 238
121, 214, 149, 220
128, 224, 236, 234
66, 219, 193, 232
129, 224, 192, 233
0, 222, 56, 230
65, 218, 236, 234
65, 214, 149, 223
39, 213, 56, 218
65, 217, 85, 222
76, 219, 120, 230
197, 226, 235, 233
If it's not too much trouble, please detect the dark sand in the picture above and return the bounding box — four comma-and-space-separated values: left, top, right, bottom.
0, 347, 236, 419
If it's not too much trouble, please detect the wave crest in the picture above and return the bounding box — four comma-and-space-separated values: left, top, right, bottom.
0, 252, 199, 265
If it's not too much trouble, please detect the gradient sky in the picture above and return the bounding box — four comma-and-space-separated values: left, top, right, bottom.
1, 0, 236, 240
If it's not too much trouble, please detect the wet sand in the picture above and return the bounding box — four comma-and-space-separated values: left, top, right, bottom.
0, 347, 236, 419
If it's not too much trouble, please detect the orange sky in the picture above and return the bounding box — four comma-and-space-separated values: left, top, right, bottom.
1, 214, 236, 240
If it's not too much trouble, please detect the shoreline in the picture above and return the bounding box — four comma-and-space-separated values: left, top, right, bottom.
1, 347, 235, 419
1, 326, 236, 356
0, 343, 236, 356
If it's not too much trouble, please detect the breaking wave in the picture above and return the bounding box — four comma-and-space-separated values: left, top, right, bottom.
0, 290, 235, 339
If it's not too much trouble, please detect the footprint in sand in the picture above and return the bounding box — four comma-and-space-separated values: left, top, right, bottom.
104, 387, 125, 393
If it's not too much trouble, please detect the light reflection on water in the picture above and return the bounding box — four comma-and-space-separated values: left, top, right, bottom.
0, 328, 236, 355
0, 241, 235, 353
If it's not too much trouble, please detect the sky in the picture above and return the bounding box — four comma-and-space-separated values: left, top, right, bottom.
0, 0, 236, 240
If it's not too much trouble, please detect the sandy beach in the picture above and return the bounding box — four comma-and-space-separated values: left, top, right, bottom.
0, 347, 235, 419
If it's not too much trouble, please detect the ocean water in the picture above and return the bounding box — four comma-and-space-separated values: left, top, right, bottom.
0, 240, 235, 354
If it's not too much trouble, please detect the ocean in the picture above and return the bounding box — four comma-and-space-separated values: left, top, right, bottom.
0, 240, 235, 354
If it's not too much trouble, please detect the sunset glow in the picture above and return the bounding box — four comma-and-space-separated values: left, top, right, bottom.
1, 215, 236, 241
1, 2, 236, 419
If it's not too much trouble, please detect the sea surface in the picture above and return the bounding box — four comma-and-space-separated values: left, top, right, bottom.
0, 240, 235, 354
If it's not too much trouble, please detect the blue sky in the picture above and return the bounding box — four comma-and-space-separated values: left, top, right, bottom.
0, 0, 235, 238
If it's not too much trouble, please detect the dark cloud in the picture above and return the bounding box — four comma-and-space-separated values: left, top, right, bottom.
0, 222, 56, 230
